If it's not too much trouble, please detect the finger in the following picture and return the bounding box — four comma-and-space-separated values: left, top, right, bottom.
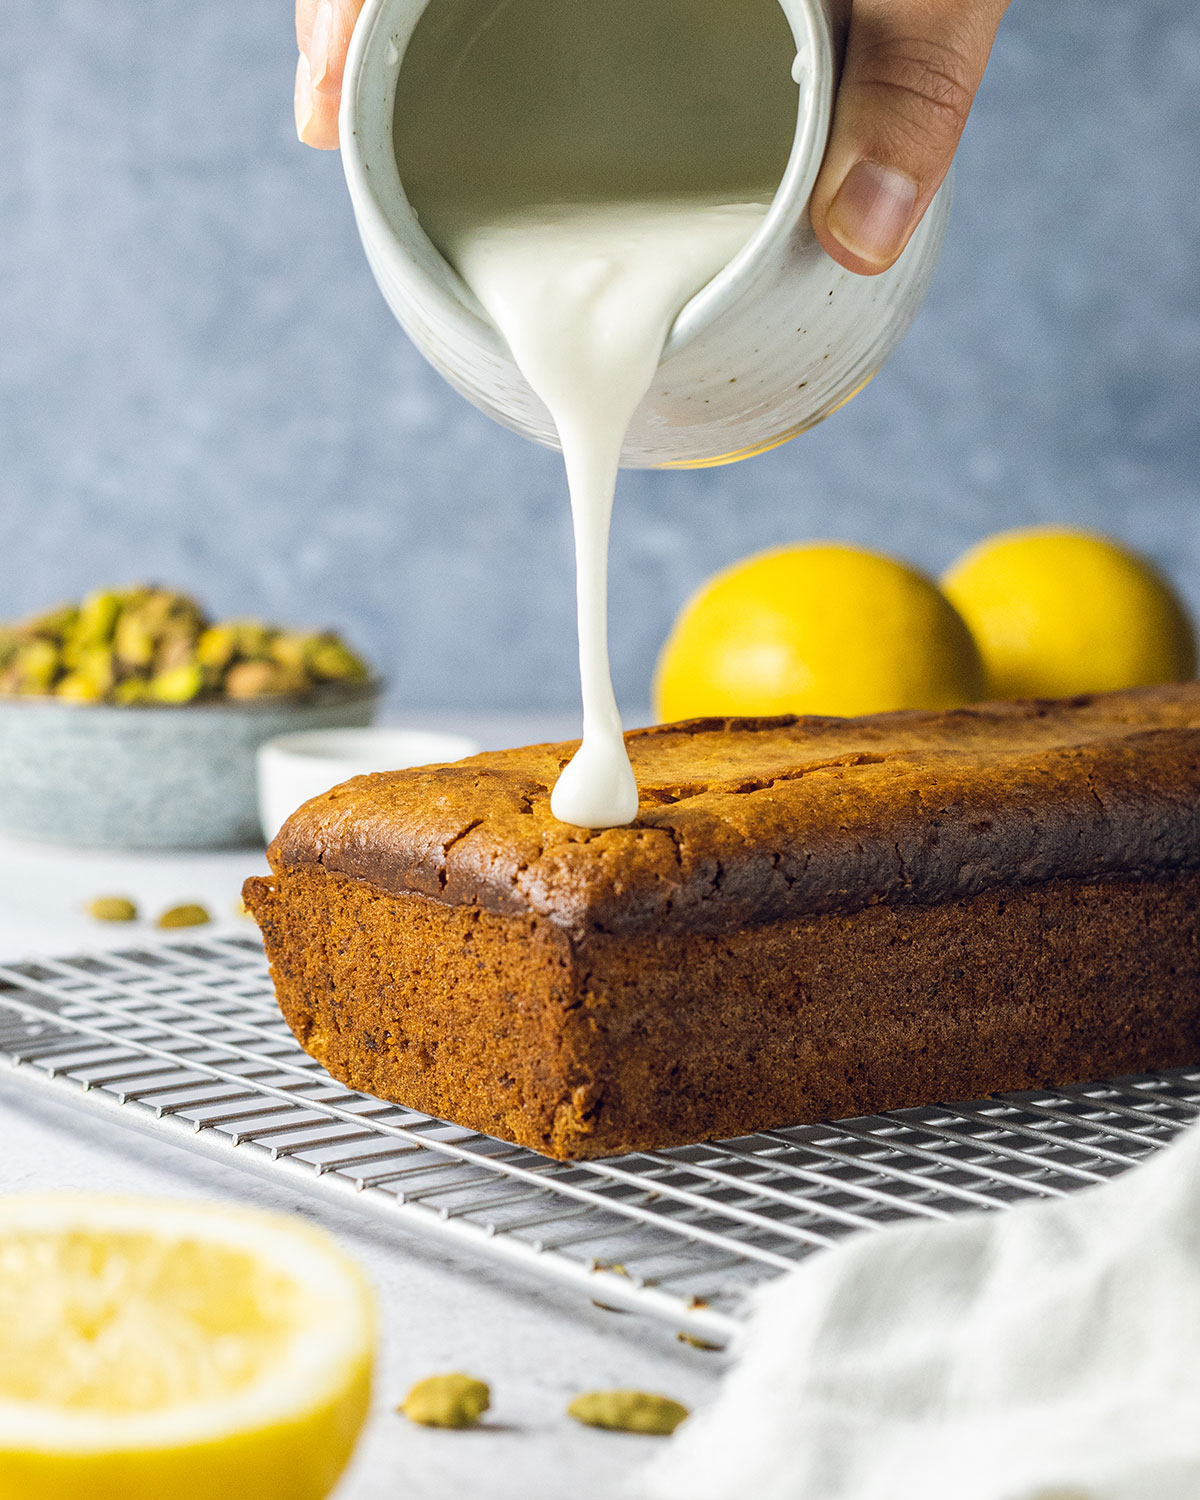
295, 0, 364, 149
296, 0, 318, 54
811, 0, 1009, 275
295, 53, 340, 149
310, 0, 365, 98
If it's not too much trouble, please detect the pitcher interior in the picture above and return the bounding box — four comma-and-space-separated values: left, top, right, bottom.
392, 0, 800, 255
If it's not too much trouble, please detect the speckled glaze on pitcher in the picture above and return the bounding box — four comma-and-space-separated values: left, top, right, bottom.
339, 0, 951, 470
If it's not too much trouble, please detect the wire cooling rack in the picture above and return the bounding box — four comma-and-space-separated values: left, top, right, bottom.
1, 934, 1196, 1347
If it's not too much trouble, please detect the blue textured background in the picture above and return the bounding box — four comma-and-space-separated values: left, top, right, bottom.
3, 1, 1198, 711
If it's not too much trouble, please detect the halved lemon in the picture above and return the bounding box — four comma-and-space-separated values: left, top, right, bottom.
0, 1194, 375, 1500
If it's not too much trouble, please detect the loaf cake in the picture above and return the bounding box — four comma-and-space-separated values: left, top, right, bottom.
244, 684, 1200, 1160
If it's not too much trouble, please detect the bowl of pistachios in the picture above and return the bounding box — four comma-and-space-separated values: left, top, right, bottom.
0, 586, 382, 848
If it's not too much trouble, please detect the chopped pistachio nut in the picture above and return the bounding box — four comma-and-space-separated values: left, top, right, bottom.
309, 638, 369, 682
399, 1374, 491, 1429
591, 1261, 633, 1313
26, 605, 79, 641
56, 672, 105, 703
225, 660, 306, 699
14, 639, 60, 692
157, 903, 212, 929
75, 589, 123, 646
72, 644, 116, 695
196, 624, 236, 671
112, 676, 151, 704
676, 1331, 723, 1351
229, 621, 273, 660
113, 610, 156, 669
86, 896, 139, 923
140, 589, 203, 638
154, 629, 197, 674
267, 631, 314, 670
567, 1390, 690, 1437
148, 663, 204, 704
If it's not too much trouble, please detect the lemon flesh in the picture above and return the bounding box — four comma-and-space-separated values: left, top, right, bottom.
942, 527, 1197, 700
654, 543, 984, 722
0, 1195, 375, 1500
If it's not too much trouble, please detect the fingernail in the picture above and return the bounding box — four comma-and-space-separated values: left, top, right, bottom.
294, 52, 315, 142
308, 1, 333, 90
827, 161, 918, 267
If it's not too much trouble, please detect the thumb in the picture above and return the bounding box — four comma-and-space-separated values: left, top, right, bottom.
810, 0, 1009, 275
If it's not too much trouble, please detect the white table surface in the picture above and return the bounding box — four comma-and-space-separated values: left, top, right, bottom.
0, 710, 722, 1500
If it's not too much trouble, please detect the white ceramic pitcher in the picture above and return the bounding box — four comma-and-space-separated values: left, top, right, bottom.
339, 0, 951, 470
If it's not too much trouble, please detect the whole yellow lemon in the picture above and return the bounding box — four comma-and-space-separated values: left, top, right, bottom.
654, 543, 985, 722
941, 527, 1196, 699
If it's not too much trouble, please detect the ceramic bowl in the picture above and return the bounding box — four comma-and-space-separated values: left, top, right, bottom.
257, 726, 480, 844
0, 682, 383, 850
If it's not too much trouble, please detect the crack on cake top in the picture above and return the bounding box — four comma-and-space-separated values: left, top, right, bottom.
268, 687, 1200, 939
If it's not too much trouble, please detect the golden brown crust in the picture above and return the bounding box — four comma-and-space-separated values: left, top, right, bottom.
269, 685, 1200, 939
245, 865, 1200, 1159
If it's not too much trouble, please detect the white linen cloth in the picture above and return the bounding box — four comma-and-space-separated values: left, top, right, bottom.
644, 1119, 1200, 1500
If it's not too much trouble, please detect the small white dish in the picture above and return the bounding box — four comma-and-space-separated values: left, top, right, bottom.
257, 727, 479, 844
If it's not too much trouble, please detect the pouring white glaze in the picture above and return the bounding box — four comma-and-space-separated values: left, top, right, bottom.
437, 199, 768, 827
390, 0, 797, 827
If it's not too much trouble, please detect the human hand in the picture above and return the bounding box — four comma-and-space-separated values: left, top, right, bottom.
294, 0, 1008, 279
810, 0, 1010, 274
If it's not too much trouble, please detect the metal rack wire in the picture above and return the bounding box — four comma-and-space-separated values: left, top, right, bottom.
0, 934, 1195, 1347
